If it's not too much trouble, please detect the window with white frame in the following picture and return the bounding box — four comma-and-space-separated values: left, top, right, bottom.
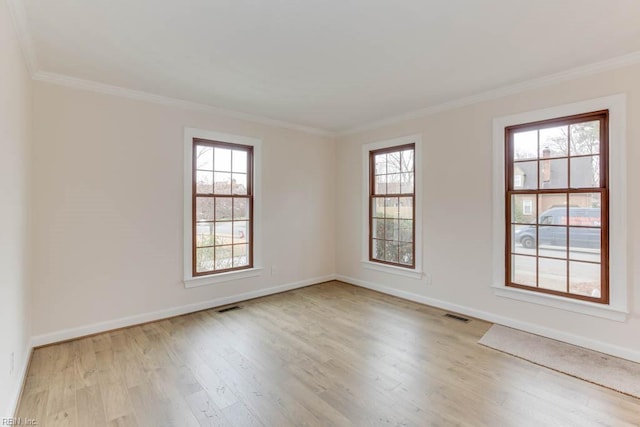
492, 95, 628, 321
184, 128, 263, 287
362, 135, 423, 279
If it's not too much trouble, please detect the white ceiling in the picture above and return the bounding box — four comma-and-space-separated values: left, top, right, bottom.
19, 0, 640, 133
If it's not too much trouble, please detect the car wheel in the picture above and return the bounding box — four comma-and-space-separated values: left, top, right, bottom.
521, 236, 535, 249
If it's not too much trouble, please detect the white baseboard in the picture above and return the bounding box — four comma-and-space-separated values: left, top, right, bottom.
31, 274, 336, 348
5, 344, 32, 418
336, 274, 640, 364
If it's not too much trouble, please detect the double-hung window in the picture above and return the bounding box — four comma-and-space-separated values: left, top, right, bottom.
192, 138, 253, 275
184, 128, 263, 287
506, 111, 609, 303
369, 144, 416, 268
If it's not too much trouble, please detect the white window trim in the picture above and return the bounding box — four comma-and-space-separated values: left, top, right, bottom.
361, 134, 425, 280
492, 94, 628, 321
522, 199, 533, 216
183, 127, 263, 288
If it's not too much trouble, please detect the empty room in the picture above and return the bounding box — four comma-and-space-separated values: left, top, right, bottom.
2, 0, 640, 425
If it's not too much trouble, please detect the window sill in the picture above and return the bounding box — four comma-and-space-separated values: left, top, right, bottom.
184, 267, 263, 288
362, 260, 424, 280
492, 285, 629, 322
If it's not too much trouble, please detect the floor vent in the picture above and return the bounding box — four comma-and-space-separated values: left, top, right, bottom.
217, 305, 241, 313
444, 313, 470, 323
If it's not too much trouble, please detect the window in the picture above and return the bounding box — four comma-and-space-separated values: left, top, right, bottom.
514, 174, 523, 188
192, 139, 253, 275
362, 135, 423, 279
493, 95, 627, 320
184, 128, 262, 288
506, 111, 609, 303
369, 144, 415, 268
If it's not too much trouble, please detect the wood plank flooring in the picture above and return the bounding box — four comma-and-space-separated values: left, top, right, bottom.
15, 281, 640, 426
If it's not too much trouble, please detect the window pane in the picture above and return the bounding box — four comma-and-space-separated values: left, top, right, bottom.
195, 222, 215, 247
375, 154, 386, 175
400, 172, 414, 194
196, 171, 213, 194
569, 227, 600, 261
384, 241, 399, 263
372, 198, 385, 218
512, 255, 536, 286
214, 148, 232, 172
570, 155, 599, 188
399, 244, 413, 266
538, 194, 567, 224
215, 197, 233, 221
569, 193, 601, 217
399, 220, 413, 242
233, 221, 249, 244
195, 248, 214, 273
513, 161, 537, 189
568, 207, 601, 227
538, 226, 567, 258
387, 152, 401, 173
387, 173, 401, 194
233, 198, 249, 221
540, 158, 567, 189
374, 175, 387, 195
513, 130, 538, 160
398, 197, 413, 219
539, 258, 567, 292
372, 239, 385, 261
569, 261, 600, 298
232, 150, 247, 173
384, 219, 399, 241
372, 218, 384, 239
232, 173, 248, 195
215, 245, 233, 270
570, 121, 600, 156
401, 150, 414, 172
511, 195, 536, 224
195, 197, 215, 222
215, 222, 232, 245
196, 146, 213, 170
233, 244, 249, 268
385, 197, 398, 218
539, 125, 568, 158
214, 172, 231, 194
512, 224, 535, 253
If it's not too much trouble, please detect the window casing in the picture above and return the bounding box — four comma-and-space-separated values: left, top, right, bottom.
183, 127, 264, 288
369, 144, 415, 268
192, 138, 253, 276
505, 111, 609, 304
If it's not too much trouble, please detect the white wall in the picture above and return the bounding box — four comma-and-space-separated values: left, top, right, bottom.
30, 82, 336, 340
336, 63, 640, 361
0, 0, 32, 417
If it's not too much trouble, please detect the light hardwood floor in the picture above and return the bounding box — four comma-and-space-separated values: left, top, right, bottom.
15, 281, 640, 426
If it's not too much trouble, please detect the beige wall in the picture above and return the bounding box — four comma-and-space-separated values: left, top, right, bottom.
0, 0, 32, 417
336, 63, 640, 360
31, 82, 336, 338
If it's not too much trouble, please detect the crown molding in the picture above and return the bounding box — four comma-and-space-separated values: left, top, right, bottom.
5, 0, 38, 75
339, 50, 640, 136
32, 71, 336, 137
7, 0, 640, 138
